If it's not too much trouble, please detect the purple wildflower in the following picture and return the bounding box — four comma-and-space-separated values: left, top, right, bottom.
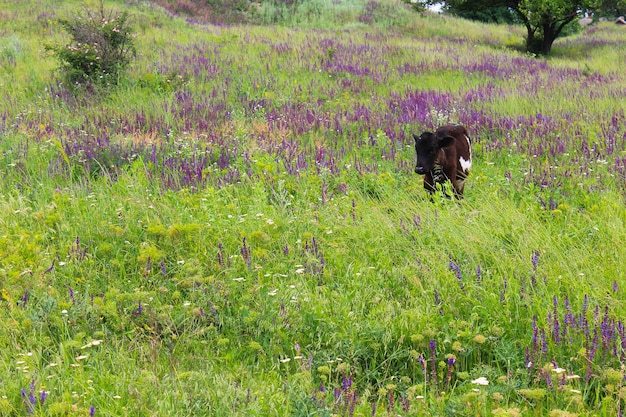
552, 295, 560, 344
564, 295, 574, 331
133, 300, 143, 316
240, 237, 251, 270
601, 305, 614, 354
70, 236, 87, 260
39, 390, 47, 405
542, 369, 553, 390
144, 256, 151, 277
529, 315, 538, 369
345, 388, 357, 417
429, 339, 437, 389
43, 259, 56, 274
549, 198, 558, 210
413, 215, 421, 229
89, 405, 96, 416
319, 382, 327, 394
449, 260, 464, 290
519, 276, 526, 302
28, 381, 36, 406
21, 289, 29, 308
589, 327, 599, 361
160, 260, 166, 276
531, 251, 539, 271
417, 353, 428, 385
21, 388, 33, 414
20, 382, 36, 414
401, 393, 410, 412
446, 356, 456, 387
387, 391, 395, 413
619, 321, 626, 359
217, 242, 225, 268
342, 374, 352, 391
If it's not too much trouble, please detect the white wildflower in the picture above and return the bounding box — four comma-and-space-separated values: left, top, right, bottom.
471, 377, 489, 386
81, 340, 103, 349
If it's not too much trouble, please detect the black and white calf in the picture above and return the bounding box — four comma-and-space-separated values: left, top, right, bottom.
413, 125, 472, 199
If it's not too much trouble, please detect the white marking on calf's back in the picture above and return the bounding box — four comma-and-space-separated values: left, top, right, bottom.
459, 135, 472, 173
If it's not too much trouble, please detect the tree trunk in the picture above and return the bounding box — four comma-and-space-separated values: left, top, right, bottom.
525, 23, 557, 55
530, 15, 577, 55
541, 23, 557, 55
524, 22, 536, 53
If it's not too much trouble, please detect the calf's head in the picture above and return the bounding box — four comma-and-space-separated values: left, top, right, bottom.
413, 132, 455, 175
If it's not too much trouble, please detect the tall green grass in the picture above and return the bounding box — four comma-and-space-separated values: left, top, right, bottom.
1, 0, 626, 415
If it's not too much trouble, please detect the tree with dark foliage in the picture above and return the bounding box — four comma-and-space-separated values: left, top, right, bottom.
431, 0, 624, 55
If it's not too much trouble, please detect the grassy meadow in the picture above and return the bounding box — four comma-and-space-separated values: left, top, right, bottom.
2, 0, 626, 415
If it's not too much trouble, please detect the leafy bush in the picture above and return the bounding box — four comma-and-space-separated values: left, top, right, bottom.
46, 3, 135, 85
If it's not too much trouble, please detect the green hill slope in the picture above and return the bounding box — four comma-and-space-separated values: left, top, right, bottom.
1, 1, 626, 415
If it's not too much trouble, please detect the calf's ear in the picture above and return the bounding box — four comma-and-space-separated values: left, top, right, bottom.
439, 136, 455, 148
412, 133, 420, 144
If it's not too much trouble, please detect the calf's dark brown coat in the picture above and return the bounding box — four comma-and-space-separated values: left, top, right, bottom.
413, 125, 472, 199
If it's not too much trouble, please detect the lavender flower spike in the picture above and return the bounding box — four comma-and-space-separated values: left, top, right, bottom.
531, 251, 539, 271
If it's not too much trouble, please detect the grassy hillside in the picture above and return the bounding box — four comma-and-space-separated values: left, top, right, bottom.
1, 0, 626, 415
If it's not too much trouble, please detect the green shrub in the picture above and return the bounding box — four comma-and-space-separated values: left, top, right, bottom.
46, 2, 135, 85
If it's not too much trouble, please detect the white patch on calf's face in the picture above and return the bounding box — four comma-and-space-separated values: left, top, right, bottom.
459, 156, 471, 173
